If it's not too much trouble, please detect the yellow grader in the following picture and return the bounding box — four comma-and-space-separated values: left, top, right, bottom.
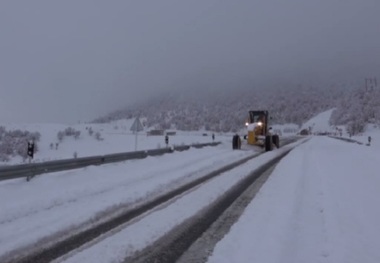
245, 110, 280, 151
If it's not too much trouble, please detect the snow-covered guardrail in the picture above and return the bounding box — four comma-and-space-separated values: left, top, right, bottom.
328, 136, 364, 145
0, 142, 221, 181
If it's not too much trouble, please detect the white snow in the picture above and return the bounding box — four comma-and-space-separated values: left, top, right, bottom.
1, 113, 380, 263
301, 108, 335, 134
208, 136, 380, 263
347, 124, 380, 147
0, 142, 255, 258
58, 140, 306, 263
0, 121, 225, 165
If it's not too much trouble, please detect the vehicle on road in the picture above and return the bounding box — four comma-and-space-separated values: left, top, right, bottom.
245, 110, 280, 151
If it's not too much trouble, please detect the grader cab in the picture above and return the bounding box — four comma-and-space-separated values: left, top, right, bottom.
246, 111, 280, 151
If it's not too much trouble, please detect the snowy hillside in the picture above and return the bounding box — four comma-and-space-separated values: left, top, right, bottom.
301, 108, 335, 134
94, 85, 345, 132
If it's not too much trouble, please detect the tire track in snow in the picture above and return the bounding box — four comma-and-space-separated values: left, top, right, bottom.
0, 147, 256, 262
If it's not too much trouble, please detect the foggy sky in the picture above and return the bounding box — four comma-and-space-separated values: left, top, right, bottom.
1, 0, 380, 123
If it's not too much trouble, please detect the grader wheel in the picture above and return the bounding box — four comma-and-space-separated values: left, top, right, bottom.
272, 135, 280, 148
265, 135, 273, 152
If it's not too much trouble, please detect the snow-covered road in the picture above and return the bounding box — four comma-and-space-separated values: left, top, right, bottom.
56, 140, 303, 263
2, 136, 378, 263
208, 136, 380, 263
0, 144, 255, 259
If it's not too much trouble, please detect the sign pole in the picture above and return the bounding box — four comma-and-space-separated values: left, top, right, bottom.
130, 117, 144, 151
135, 130, 138, 151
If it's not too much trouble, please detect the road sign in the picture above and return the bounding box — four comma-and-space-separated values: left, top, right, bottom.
130, 117, 144, 133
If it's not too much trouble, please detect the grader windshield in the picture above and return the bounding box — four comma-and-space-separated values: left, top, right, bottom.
247, 111, 268, 136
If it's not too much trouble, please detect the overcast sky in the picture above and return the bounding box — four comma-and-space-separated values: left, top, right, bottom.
1, 0, 380, 123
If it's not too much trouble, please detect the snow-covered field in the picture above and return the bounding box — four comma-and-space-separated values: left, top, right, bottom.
0, 119, 229, 165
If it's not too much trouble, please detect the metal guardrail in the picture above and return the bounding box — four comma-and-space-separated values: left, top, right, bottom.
0, 142, 221, 181
328, 136, 365, 145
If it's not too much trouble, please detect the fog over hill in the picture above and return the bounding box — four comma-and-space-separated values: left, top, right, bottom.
1, 1, 379, 123
95, 79, 380, 134
94, 84, 349, 132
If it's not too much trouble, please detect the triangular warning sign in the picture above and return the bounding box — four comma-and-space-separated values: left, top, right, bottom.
130, 117, 144, 132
